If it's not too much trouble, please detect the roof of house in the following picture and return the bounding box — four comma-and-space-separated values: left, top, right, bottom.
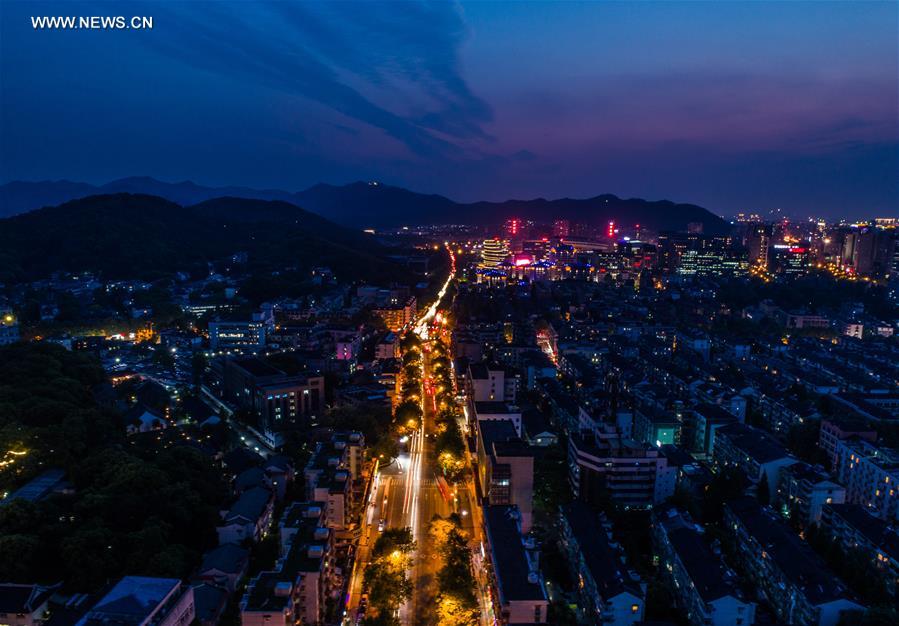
716, 423, 790, 464
235, 467, 267, 492
77, 577, 182, 626
223, 486, 271, 524
200, 543, 249, 575
222, 448, 265, 475
656, 507, 738, 603
2, 468, 67, 505
484, 506, 547, 604
0, 584, 55, 614
561, 502, 641, 601
727, 498, 856, 606
229, 356, 283, 379
191, 583, 228, 624
522, 409, 554, 438
474, 401, 518, 415
478, 419, 519, 450
826, 503, 899, 561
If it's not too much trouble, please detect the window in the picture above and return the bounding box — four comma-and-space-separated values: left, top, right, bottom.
631, 604, 640, 613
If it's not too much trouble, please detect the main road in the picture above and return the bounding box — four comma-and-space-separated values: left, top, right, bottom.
344, 249, 458, 626
345, 248, 491, 625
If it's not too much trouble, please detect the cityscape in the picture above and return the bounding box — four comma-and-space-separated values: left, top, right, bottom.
1, 3, 898, 626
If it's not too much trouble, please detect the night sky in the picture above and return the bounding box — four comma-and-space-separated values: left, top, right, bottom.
1, 1, 896, 218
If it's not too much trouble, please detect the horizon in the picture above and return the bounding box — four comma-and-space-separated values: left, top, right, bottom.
2, 1, 897, 219
2, 174, 895, 224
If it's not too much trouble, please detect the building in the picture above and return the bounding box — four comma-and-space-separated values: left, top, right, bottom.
569, 422, 673, 508
372, 296, 416, 332
560, 502, 645, 625
197, 544, 250, 592
375, 332, 399, 360
217, 486, 274, 545
209, 317, 266, 351
483, 506, 548, 625
217, 356, 324, 448
1, 468, 69, 506
822, 503, 899, 592
481, 238, 511, 268
76, 577, 195, 626
652, 506, 756, 626
633, 405, 680, 448
467, 361, 520, 404
476, 419, 535, 533
712, 423, 795, 496
192, 584, 229, 626
0, 584, 56, 626
775, 461, 846, 526
241, 501, 333, 626
833, 438, 899, 522
724, 498, 863, 626
473, 401, 523, 437
819, 418, 877, 467
690, 403, 739, 456
770, 244, 810, 275
657, 232, 747, 276
304, 441, 354, 530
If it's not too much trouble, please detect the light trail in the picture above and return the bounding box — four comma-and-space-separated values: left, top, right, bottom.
413, 246, 455, 339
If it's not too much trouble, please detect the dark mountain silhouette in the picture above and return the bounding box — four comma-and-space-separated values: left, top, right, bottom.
0, 194, 408, 283
0, 177, 728, 233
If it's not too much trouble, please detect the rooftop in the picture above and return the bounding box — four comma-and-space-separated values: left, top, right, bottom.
77, 577, 182, 626
727, 498, 854, 606
656, 507, 738, 603
561, 502, 641, 601
716, 423, 790, 464
229, 356, 283, 379
474, 401, 519, 415
484, 506, 546, 604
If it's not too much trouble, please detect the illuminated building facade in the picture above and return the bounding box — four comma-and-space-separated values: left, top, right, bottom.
770, 244, 810, 275
372, 296, 417, 332
209, 319, 265, 351
219, 356, 324, 448
834, 438, 899, 523
481, 238, 511, 268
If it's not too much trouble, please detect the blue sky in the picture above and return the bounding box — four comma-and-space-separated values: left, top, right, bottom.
1, 1, 896, 217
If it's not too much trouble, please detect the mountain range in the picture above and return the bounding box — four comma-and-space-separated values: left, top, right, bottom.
0, 194, 411, 284
0, 177, 729, 234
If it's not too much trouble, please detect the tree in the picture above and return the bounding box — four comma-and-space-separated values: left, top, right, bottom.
394, 400, 422, 427
756, 473, 771, 506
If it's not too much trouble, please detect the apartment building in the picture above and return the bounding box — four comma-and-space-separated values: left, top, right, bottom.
834, 438, 899, 523
712, 423, 795, 496
653, 506, 755, 626
560, 502, 645, 626
724, 498, 863, 626
483, 506, 548, 625
775, 461, 846, 526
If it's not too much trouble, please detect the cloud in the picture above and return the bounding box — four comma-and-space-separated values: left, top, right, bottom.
136, 1, 491, 159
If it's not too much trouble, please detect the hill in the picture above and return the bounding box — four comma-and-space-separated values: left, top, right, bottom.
1, 177, 729, 234
0, 193, 410, 283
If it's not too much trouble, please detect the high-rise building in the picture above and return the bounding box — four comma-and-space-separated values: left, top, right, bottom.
552, 219, 570, 238
481, 238, 510, 267
217, 356, 325, 448
851, 226, 896, 279
504, 218, 522, 239
769, 244, 810, 275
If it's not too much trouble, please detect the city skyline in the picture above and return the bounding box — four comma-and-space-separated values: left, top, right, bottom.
2, 1, 897, 218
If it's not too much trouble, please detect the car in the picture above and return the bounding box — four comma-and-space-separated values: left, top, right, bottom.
378, 519, 385, 532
